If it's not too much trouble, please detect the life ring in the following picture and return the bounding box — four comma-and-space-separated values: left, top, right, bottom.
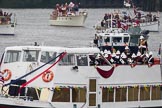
2, 69, 12, 81
42, 70, 54, 82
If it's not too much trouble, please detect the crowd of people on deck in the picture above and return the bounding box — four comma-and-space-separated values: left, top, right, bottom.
100, 10, 139, 30
0, 9, 12, 24
99, 8, 159, 30
133, 5, 159, 22
90, 35, 153, 66
50, 2, 80, 19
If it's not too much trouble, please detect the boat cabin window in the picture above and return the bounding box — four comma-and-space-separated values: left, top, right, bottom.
40, 51, 56, 64
112, 37, 122, 43
4, 50, 21, 63
140, 86, 150, 101
104, 36, 110, 43
59, 54, 75, 65
115, 88, 127, 102
23, 50, 39, 62
76, 54, 88, 66
26, 87, 41, 100
124, 37, 129, 43
72, 88, 86, 102
102, 88, 114, 102
89, 54, 98, 66
52, 88, 70, 102
128, 87, 138, 101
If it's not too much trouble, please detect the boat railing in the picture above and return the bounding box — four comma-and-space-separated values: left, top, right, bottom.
140, 20, 159, 26
90, 46, 160, 66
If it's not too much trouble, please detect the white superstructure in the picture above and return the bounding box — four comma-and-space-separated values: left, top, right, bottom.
49, 12, 88, 27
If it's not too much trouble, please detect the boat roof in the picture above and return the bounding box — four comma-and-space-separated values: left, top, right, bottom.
5, 46, 100, 54
97, 32, 130, 37
96, 28, 130, 37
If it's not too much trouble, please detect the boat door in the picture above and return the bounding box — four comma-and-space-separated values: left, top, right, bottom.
88, 78, 99, 108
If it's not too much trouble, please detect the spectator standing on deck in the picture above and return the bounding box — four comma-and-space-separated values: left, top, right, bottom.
138, 36, 148, 55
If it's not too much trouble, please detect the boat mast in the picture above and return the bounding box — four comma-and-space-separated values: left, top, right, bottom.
111, 10, 112, 31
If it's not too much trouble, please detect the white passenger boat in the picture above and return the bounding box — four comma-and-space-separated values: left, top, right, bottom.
131, 0, 160, 32
0, 29, 161, 108
49, 11, 88, 27
49, 2, 88, 27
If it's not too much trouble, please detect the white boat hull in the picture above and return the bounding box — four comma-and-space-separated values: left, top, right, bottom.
49, 14, 87, 27
0, 96, 52, 108
140, 21, 159, 32
0, 24, 15, 35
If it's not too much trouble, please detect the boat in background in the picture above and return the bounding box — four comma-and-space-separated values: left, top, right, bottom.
124, 0, 160, 32
94, 9, 143, 37
49, 11, 88, 27
95, 0, 160, 33
136, 12, 160, 32
0, 10, 16, 35
49, 2, 88, 27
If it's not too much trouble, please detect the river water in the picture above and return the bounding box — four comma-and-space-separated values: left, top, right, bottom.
0, 8, 162, 57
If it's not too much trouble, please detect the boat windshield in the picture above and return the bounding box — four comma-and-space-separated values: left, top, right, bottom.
112, 37, 122, 43
76, 54, 88, 66
94, 32, 130, 47
23, 50, 39, 62
59, 53, 75, 65
4, 50, 21, 63
40, 51, 56, 64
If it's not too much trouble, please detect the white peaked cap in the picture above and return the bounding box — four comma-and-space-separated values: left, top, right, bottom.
96, 54, 100, 59
149, 51, 153, 56
111, 52, 116, 57
137, 51, 141, 56
104, 53, 108, 58
100, 51, 104, 55
116, 50, 120, 55
145, 53, 149, 57
104, 49, 108, 54
70, 2, 73, 4
125, 46, 129, 50
132, 53, 137, 58
140, 35, 144, 39
121, 52, 127, 58
107, 50, 111, 54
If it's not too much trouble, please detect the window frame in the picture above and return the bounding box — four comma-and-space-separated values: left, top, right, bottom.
4, 50, 21, 63
23, 50, 39, 62
59, 53, 75, 66
40, 51, 57, 64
